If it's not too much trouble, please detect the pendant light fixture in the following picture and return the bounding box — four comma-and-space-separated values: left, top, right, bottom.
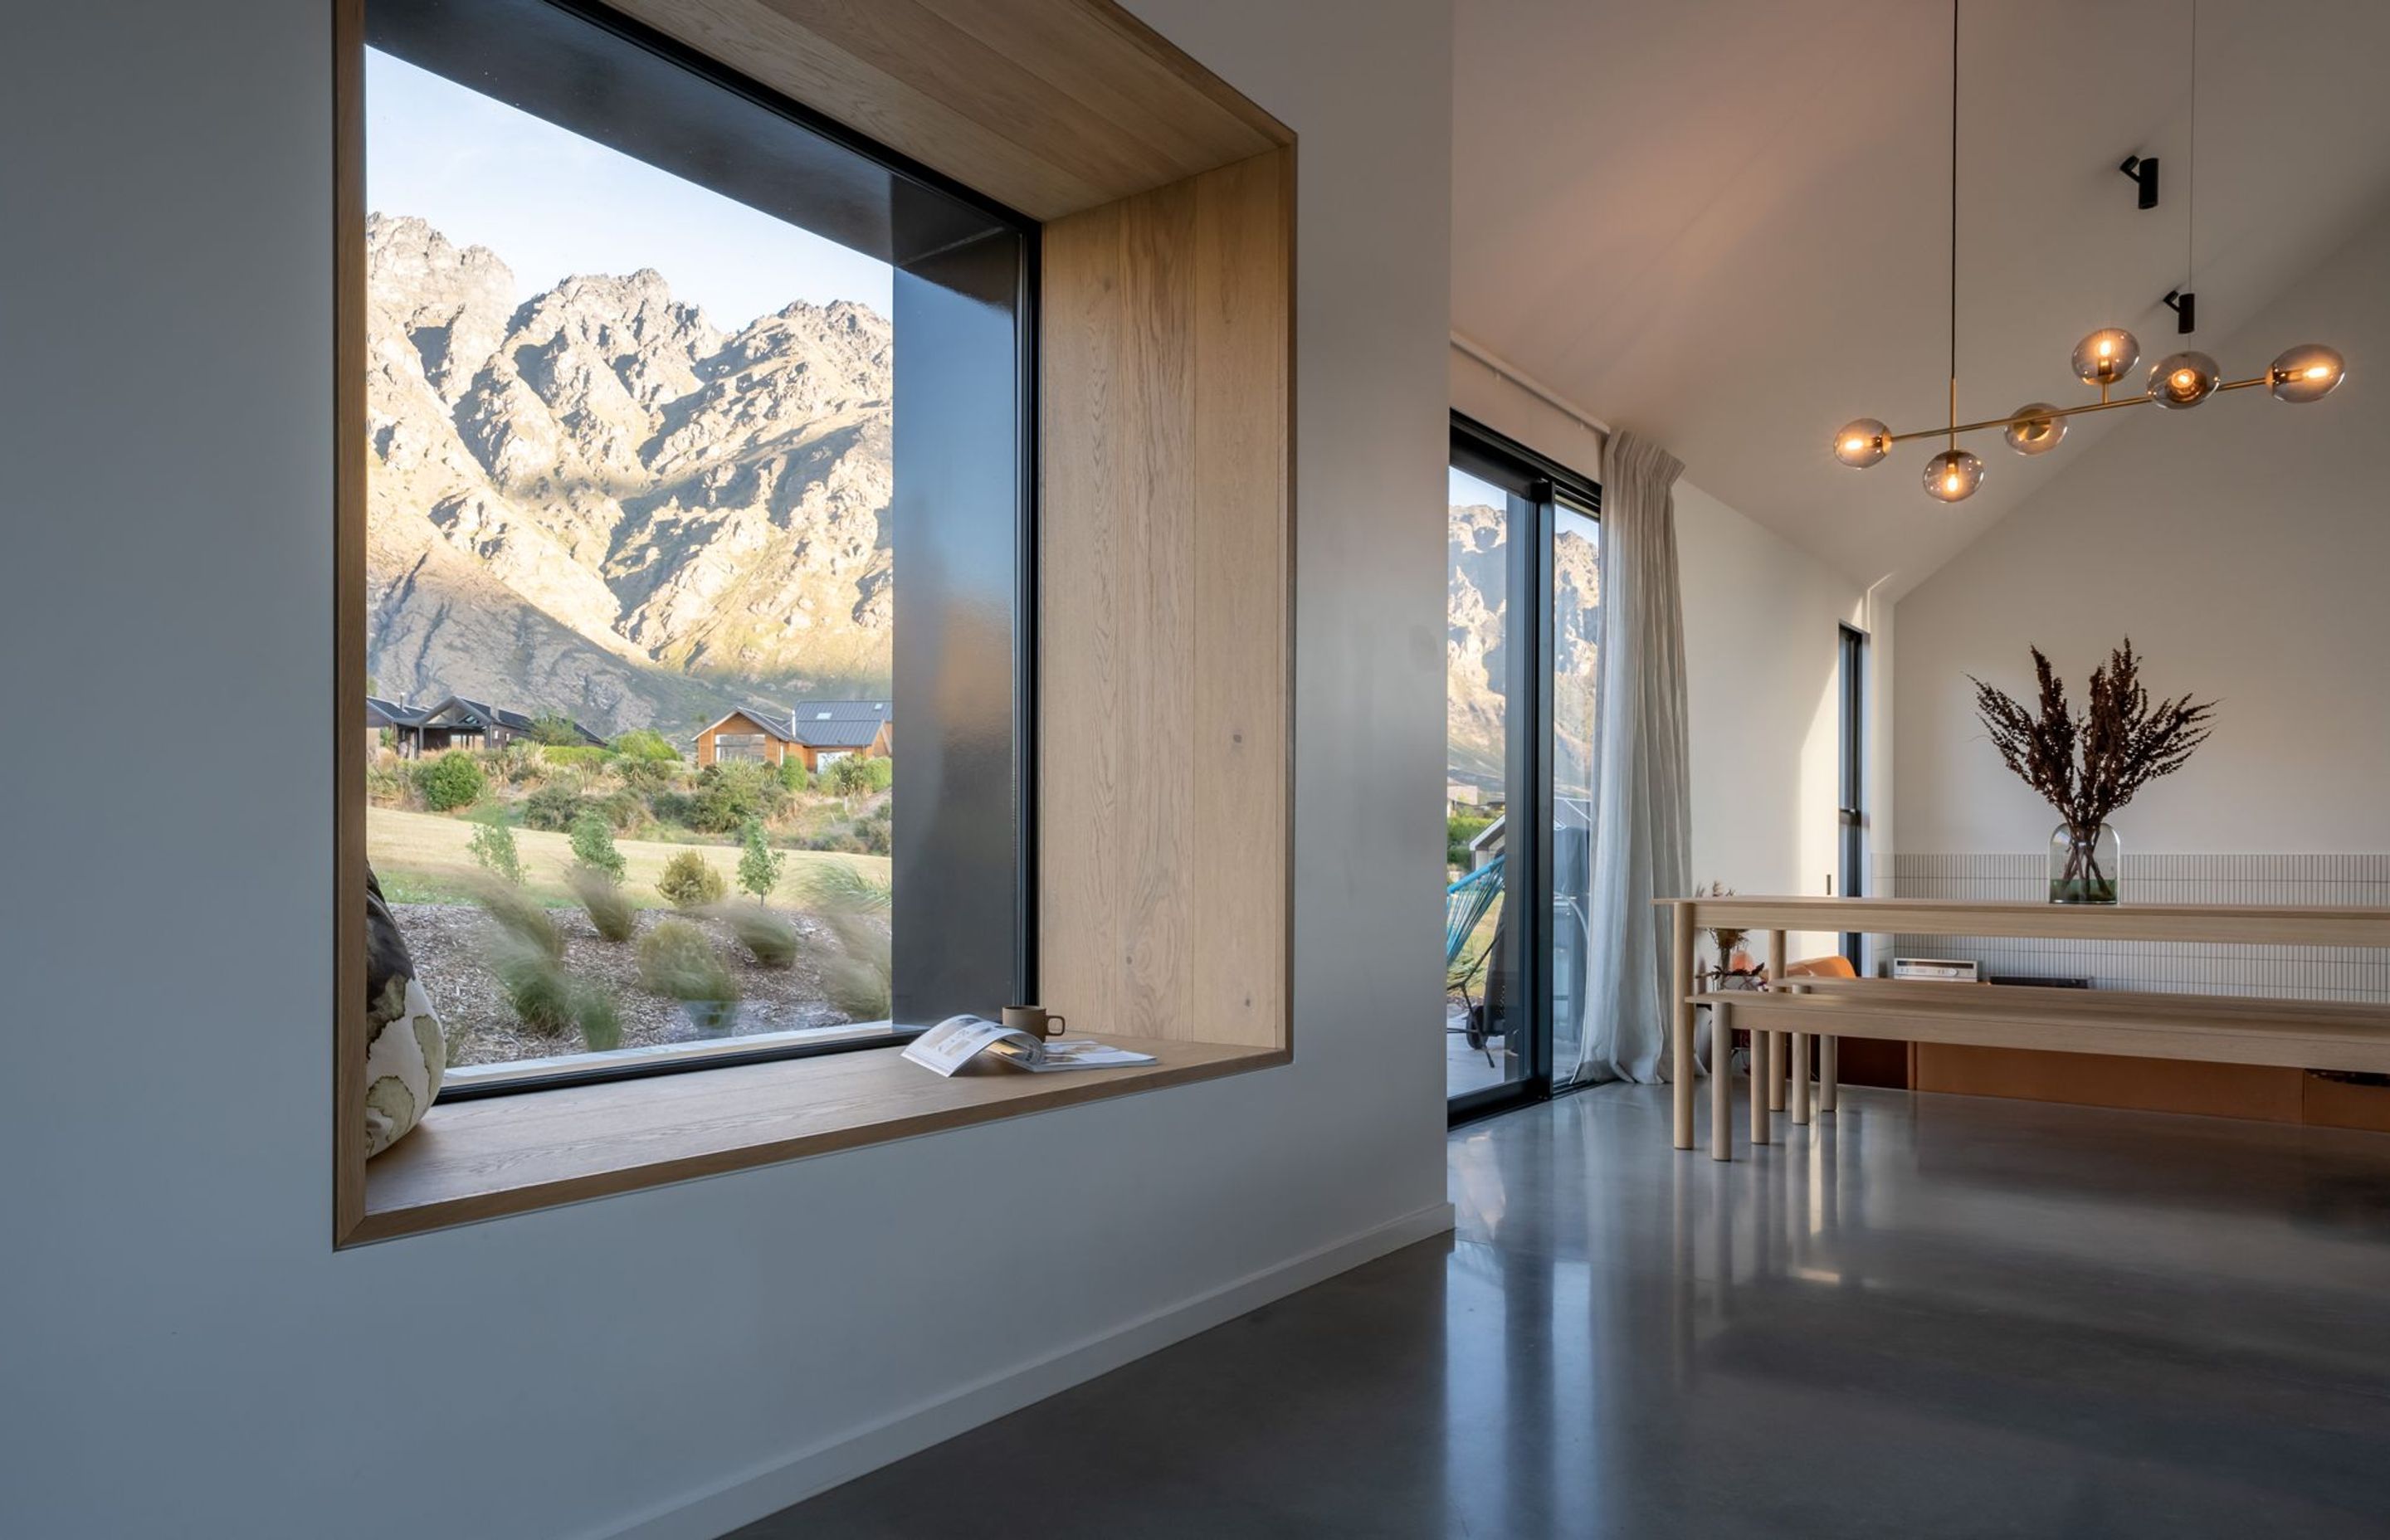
1830, 0, 2344, 505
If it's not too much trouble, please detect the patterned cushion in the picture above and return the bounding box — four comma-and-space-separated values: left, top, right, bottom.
364, 865, 446, 1157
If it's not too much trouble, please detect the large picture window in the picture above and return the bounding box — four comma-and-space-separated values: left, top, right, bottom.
356, 0, 1031, 1097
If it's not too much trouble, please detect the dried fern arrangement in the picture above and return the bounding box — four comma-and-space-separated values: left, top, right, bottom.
1969, 641, 2217, 904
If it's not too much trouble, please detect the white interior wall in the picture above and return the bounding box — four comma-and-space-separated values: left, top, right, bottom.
0, 3, 1456, 1537
1451, 352, 1866, 962
1894, 201, 2390, 857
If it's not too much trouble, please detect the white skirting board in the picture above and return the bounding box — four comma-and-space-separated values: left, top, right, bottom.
594, 1200, 1459, 1540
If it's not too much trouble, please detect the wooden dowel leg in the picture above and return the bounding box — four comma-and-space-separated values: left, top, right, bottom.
1749, 1025, 1770, 1146
1766, 931, 1788, 1111
1671, 903, 1695, 1151
1821, 1036, 1839, 1114
1791, 1031, 1811, 1125
1711, 1004, 1732, 1161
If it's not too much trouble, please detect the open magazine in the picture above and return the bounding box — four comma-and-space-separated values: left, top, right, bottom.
902, 1015, 1158, 1077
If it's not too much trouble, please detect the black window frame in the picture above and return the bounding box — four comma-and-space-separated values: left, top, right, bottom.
1837, 622, 1869, 964
363, 0, 1041, 1102
1446, 413, 1602, 1127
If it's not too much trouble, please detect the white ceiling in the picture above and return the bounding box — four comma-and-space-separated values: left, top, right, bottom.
1453, 0, 2390, 592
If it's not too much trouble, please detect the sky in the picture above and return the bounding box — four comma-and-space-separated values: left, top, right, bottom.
365, 49, 893, 327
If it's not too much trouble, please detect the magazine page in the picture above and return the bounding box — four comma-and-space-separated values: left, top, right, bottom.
986, 1038, 1159, 1072
902, 1015, 1043, 1077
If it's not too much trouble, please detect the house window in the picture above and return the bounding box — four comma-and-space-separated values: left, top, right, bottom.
355, 0, 1030, 1096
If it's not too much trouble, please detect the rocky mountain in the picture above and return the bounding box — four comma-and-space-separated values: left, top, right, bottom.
1447, 501, 1600, 796
364, 214, 893, 737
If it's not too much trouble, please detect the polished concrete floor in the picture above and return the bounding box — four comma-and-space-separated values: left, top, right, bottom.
738, 1085, 2390, 1538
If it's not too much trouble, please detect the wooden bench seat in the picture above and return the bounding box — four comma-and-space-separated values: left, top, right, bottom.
1690, 980, 2390, 1159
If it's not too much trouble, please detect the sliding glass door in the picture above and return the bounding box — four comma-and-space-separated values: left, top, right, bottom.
1445, 418, 1601, 1117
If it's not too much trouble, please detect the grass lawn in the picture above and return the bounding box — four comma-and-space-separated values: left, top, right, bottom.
368, 807, 890, 907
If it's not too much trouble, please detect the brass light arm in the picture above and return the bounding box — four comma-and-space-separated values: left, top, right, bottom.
1880, 375, 2269, 446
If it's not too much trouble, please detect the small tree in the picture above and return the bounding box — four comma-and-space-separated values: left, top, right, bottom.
736, 817, 785, 904
416, 750, 486, 811
827, 755, 875, 797
570, 809, 627, 883
466, 807, 524, 885
778, 755, 811, 793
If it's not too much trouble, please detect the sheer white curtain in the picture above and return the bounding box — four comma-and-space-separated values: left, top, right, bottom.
1568, 429, 1690, 1085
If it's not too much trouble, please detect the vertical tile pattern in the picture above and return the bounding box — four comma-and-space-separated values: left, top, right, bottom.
1874, 852, 2390, 1001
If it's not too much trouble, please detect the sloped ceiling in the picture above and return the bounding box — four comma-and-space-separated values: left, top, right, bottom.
1454, 0, 2390, 592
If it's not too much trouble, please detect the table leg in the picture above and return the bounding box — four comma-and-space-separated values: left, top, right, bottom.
1749, 1025, 1771, 1145
1671, 902, 1695, 1151
1821, 1036, 1838, 1114
1711, 1002, 1732, 1161
1766, 930, 1788, 1111
1791, 1031, 1811, 1125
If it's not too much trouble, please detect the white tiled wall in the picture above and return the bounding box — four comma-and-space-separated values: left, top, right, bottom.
1875, 852, 2390, 1002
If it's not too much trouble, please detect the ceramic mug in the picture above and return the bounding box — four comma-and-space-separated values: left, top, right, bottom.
1002, 1004, 1066, 1040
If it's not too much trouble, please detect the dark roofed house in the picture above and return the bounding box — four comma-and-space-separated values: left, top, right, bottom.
698, 699, 890, 771
369, 694, 607, 758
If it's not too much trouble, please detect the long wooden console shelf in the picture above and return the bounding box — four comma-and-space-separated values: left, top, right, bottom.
1658, 895, 2390, 1161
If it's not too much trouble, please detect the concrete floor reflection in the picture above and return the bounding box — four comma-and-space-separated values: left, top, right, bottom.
747, 1084, 2390, 1538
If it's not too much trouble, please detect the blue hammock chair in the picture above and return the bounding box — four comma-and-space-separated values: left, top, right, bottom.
1445, 854, 1505, 972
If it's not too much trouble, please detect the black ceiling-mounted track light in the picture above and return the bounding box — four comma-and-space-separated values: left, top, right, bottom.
2119, 154, 2161, 210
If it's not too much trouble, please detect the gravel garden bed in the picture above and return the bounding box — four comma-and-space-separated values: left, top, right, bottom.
393, 901, 861, 1067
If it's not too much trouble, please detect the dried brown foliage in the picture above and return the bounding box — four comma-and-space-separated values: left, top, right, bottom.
1969, 640, 2217, 845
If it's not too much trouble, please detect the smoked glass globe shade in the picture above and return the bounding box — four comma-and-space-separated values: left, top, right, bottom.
1922, 448, 1983, 503
2268, 344, 2345, 403
2149, 349, 2221, 409
1832, 417, 1892, 468
2071, 328, 2140, 387
2002, 403, 2066, 456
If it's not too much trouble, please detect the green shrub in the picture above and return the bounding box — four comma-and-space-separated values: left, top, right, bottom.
490, 741, 544, 785
736, 817, 786, 904
638, 919, 738, 1003
800, 864, 891, 1021
826, 755, 873, 796
778, 756, 811, 793
491, 940, 618, 1048
856, 811, 891, 856
690, 760, 787, 833
570, 810, 627, 882
539, 744, 613, 770
617, 754, 678, 795
1446, 812, 1494, 870
466, 807, 524, 885
596, 787, 645, 833
612, 728, 681, 762
724, 905, 798, 967
525, 713, 586, 748
646, 788, 697, 827
859, 755, 893, 793
470, 876, 563, 963
656, 849, 727, 910
568, 867, 637, 943
524, 782, 583, 832
416, 750, 487, 811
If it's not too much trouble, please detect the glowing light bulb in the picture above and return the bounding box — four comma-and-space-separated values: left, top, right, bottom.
1922, 448, 1983, 503
2268, 344, 2345, 403
2072, 328, 2140, 387
2148, 349, 2220, 409
1832, 417, 1891, 467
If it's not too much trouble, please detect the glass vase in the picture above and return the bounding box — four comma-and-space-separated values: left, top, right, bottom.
2048, 822, 2121, 904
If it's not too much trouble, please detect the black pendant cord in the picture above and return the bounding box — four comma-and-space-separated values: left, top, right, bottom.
1948, 0, 1959, 451
2185, 0, 2198, 294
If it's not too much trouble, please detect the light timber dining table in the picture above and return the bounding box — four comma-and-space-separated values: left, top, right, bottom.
1656, 894, 2390, 1160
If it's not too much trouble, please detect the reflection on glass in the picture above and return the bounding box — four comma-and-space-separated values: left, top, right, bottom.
1548, 504, 1599, 1082
1446, 466, 1522, 1099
